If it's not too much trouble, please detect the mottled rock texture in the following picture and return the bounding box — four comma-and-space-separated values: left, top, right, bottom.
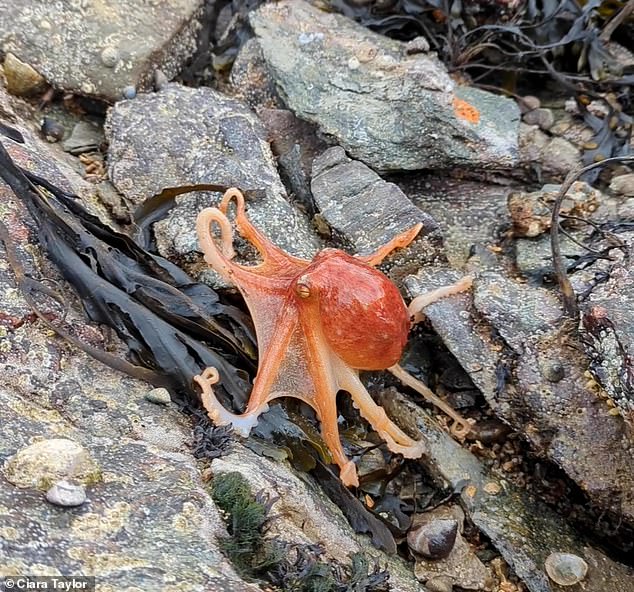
0, 0, 203, 101
250, 0, 520, 172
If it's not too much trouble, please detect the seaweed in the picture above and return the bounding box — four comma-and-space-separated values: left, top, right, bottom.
0, 134, 254, 409
210, 471, 391, 591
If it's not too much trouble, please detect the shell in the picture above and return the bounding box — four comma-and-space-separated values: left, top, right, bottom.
544, 552, 588, 586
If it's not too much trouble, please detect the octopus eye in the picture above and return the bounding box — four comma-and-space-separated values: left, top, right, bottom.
295, 277, 312, 299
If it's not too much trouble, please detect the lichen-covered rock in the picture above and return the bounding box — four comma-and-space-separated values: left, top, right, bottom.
0, 0, 203, 101
105, 84, 320, 286
249, 0, 520, 172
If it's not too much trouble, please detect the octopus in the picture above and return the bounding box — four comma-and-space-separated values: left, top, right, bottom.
195, 188, 472, 487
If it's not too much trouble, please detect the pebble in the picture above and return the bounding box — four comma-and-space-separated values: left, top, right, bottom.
544, 552, 588, 586
523, 107, 555, 130
519, 95, 541, 114
3, 52, 47, 96
145, 387, 171, 405
609, 173, 634, 197
154, 69, 169, 91
45, 480, 87, 507
405, 36, 430, 54
407, 518, 458, 559
122, 85, 137, 100
41, 117, 65, 142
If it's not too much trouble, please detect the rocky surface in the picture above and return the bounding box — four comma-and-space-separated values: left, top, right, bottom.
249, 0, 520, 172
379, 390, 634, 592
404, 269, 634, 525
310, 147, 444, 279
0, 0, 203, 101
105, 84, 321, 286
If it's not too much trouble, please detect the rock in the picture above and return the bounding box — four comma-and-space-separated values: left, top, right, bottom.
310, 147, 443, 280
519, 95, 541, 113
105, 84, 320, 285
62, 121, 104, 155
522, 108, 555, 131
407, 510, 460, 560
249, 0, 520, 172
40, 117, 65, 143
230, 38, 282, 110
145, 387, 172, 406
3, 52, 47, 96
4, 439, 101, 490
541, 137, 582, 177
397, 175, 512, 269
609, 173, 634, 196
403, 269, 634, 525
378, 389, 634, 592
0, 0, 203, 101
259, 107, 328, 216
45, 480, 88, 507
0, 112, 258, 591
582, 263, 634, 424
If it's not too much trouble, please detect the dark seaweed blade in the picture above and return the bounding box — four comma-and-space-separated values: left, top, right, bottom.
22, 171, 257, 361
0, 140, 251, 408
0, 121, 24, 143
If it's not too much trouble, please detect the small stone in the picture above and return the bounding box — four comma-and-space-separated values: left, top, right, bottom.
45, 480, 87, 507
544, 552, 588, 586
523, 108, 555, 130
408, 519, 458, 559
347, 56, 360, 70
100, 46, 120, 68
3, 52, 47, 96
3, 438, 101, 490
154, 69, 169, 91
62, 121, 104, 155
520, 95, 541, 113
145, 387, 172, 405
122, 85, 137, 99
41, 117, 65, 142
484, 481, 502, 495
405, 36, 430, 54
564, 98, 579, 114
542, 137, 582, 177
609, 173, 634, 197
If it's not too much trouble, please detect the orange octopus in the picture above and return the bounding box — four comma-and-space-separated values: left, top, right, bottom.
195, 188, 472, 487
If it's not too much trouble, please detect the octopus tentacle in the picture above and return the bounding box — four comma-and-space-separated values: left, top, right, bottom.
356, 223, 422, 267
338, 364, 427, 459
408, 275, 474, 323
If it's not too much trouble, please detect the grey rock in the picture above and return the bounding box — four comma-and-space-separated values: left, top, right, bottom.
62, 121, 104, 155
3, 52, 47, 96
310, 147, 444, 279
399, 175, 512, 269
0, 0, 203, 101
230, 38, 282, 110
403, 269, 634, 524
377, 389, 634, 592
105, 84, 320, 284
582, 262, 634, 422
45, 480, 88, 507
519, 95, 541, 114
609, 173, 634, 196
0, 124, 263, 591
542, 137, 582, 177
522, 108, 555, 130
249, 0, 520, 172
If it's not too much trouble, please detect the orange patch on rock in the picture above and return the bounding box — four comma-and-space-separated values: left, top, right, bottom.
453, 97, 480, 124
